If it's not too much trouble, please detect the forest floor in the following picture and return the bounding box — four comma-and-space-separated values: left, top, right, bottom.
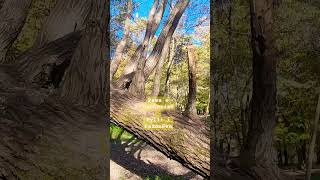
110, 140, 203, 180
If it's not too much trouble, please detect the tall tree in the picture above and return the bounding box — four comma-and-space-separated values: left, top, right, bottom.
240, 0, 283, 179
128, 0, 190, 97
184, 45, 197, 118
0, 0, 32, 63
151, 39, 169, 97
164, 37, 176, 95
110, 0, 132, 78
116, 0, 167, 84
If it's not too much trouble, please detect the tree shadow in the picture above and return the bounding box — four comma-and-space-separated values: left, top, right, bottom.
110, 135, 201, 180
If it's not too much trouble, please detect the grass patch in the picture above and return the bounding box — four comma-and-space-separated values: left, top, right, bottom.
110, 123, 134, 142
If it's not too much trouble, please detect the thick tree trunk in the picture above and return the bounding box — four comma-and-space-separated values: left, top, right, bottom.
0, 66, 107, 179
239, 0, 288, 179
110, 88, 210, 178
184, 45, 197, 118
306, 94, 320, 180
33, 0, 92, 48
0, 0, 32, 63
110, 0, 132, 78
0, 0, 109, 179
60, 0, 108, 106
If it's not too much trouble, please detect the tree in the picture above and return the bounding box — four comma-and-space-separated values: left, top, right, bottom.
110, 0, 132, 78
306, 94, 320, 180
0, 0, 108, 178
115, 0, 167, 86
239, 0, 286, 179
0, 0, 32, 63
33, 0, 92, 48
184, 45, 197, 118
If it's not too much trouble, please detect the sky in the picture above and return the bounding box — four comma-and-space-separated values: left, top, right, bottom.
111, 0, 210, 45
132, 0, 209, 35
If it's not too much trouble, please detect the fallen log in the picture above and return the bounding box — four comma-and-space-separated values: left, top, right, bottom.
110, 88, 210, 178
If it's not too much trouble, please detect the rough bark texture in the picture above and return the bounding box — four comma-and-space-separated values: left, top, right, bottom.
110, 88, 210, 178
239, 0, 288, 179
33, 0, 92, 48
306, 94, 320, 180
0, 0, 32, 63
110, 0, 132, 78
0, 65, 107, 179
17, 31, 82, 83
0, 0, 108, 178
184, 45, 197, 118
60, 0, 108, 106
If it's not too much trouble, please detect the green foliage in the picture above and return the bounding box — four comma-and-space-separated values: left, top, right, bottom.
110, 123, 134, 142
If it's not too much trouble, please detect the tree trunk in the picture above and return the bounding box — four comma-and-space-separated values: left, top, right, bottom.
143, 0, 190, 80
164, 38, 176, 95
116, 0, 167, 84
239, 0, 287, 179
110, 0, 132, 79
33, 0, 92, 48
0, 0, 109, 178
278, 141, 283, 167
306, 94, 320, 180
127, 0, 189, 97
151, 35, 171, 97
60, 0, 108, 106
0, 0, 32, 63
184, 45, 197, 118
110, 89, 210, 178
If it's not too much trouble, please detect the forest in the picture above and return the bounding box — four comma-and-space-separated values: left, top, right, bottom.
0, 0, 319, 179
110, 0, 210, 179
211, 0, 320, 180
0, 0, 109, 179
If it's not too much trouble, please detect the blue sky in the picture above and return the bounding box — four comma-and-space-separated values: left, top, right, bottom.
111, 0, 209, 44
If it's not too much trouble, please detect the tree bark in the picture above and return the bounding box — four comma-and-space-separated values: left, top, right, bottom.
151, 35, 172, 97
60, 0, 108, 106
0, 66, 107, 179
33, 0, 92, 48
127, 0, 189, 97
306, 94, 320, 180
184, 45, 197, 118
110, 88, 210, 178
116, 0, 167, 84
0, 0, 109, 179
164, 38, 176, 95
0, 0, 32, 63
110, 0, 132, 79
143, 0, 189, 80
239, 0, 287, 179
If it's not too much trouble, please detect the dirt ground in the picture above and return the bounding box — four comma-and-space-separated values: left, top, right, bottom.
110, 139, 204, 180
